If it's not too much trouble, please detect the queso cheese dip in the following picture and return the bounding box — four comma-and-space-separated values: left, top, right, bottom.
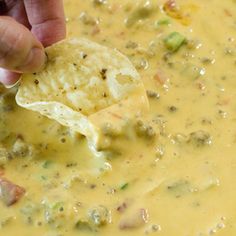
1, 0, 236, 235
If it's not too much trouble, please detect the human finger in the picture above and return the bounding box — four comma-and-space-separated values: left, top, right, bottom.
4, 0, 30, 27
0, 16, 45, 73
24, 0, 66, 47
0, 68, 20, 86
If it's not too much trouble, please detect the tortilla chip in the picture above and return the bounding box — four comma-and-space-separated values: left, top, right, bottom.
16, 38, 149, 151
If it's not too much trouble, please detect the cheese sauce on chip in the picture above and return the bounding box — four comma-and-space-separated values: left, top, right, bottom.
16, 38, 149, 151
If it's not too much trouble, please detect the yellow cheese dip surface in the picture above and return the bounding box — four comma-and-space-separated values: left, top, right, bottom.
1, 0, 236, 235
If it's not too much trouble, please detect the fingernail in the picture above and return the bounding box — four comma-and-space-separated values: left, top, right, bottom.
17, 47, 46, 73
4, 79, 20, 88
0, 68, 21, 88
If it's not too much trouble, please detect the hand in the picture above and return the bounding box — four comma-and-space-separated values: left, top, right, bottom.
0, 0, 66, 86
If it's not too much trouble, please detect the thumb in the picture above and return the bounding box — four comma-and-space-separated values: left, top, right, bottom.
0, 16, 46, 74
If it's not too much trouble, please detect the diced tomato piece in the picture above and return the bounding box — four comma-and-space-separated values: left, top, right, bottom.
0, 178, 25, 206
164, 0, 177, 10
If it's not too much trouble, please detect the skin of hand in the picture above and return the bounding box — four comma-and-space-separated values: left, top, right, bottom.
0, 0, 66, 86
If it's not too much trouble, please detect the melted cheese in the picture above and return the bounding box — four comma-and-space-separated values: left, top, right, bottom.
1, 0, 236, 235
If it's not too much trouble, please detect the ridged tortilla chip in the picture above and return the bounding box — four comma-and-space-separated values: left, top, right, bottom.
16, 38, 149, 151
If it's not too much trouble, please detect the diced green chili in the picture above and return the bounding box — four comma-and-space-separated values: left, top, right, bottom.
42, 160, 52, 169
164, 32, 186, 52
155, 18, 171, 27
75, 220, 94, 231
51, 202, 64, 211
120, 183, 129, 190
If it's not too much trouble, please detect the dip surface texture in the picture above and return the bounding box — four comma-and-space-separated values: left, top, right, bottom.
0, 0, 236, 235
